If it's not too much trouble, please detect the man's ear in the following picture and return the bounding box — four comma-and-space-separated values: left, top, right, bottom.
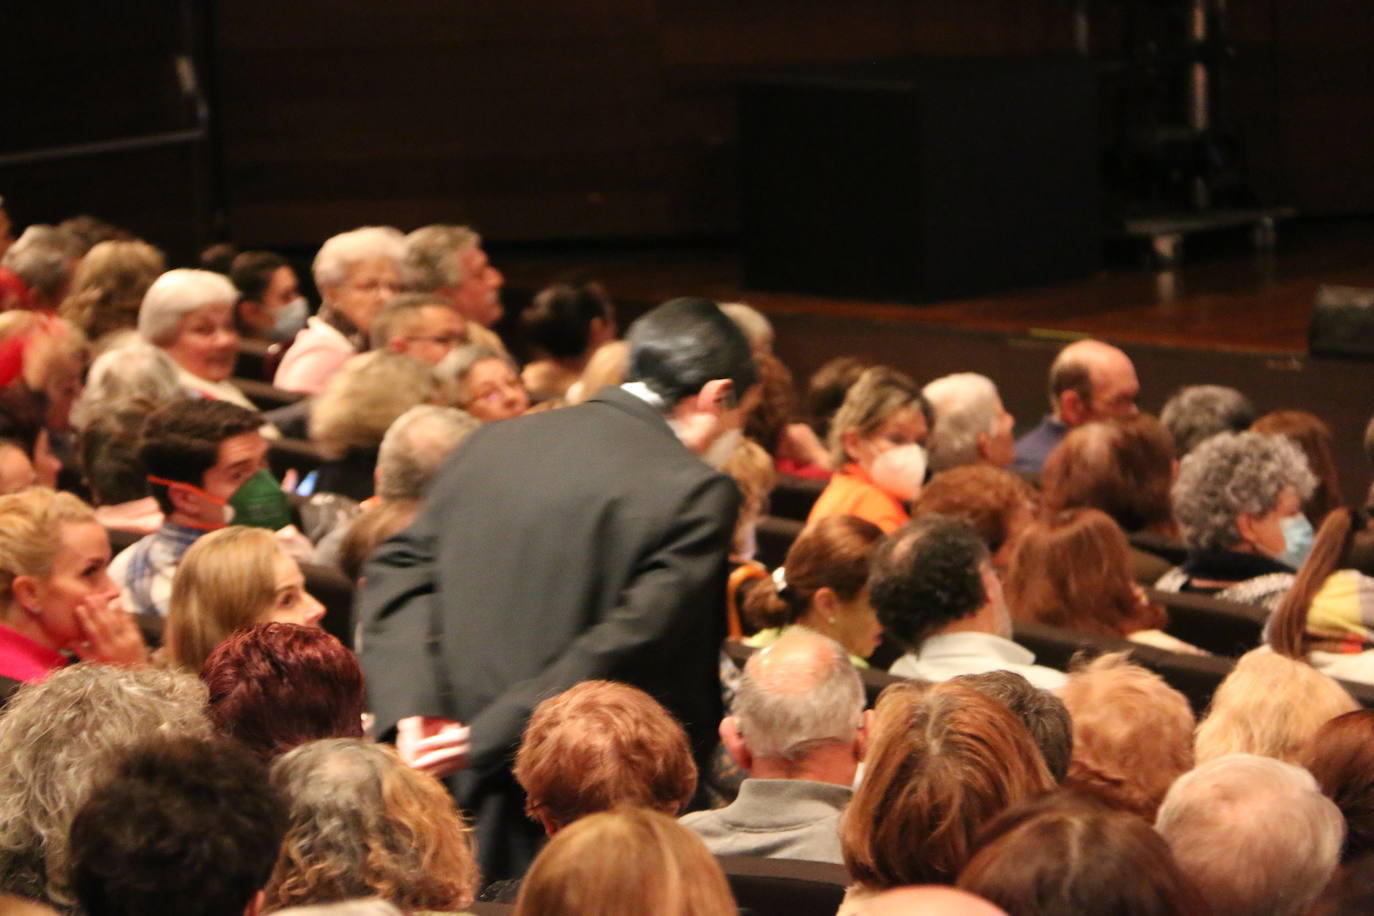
1058, 390, 1086, 425
165, 481, 205, 517
854, 708, 875, 761
975, 431, 992, 460
720, 716, 753, 772
692, 378, 734, 415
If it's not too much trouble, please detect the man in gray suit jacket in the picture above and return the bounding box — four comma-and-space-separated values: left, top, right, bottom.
357, 297, 756, 880
682, 629, 871, 865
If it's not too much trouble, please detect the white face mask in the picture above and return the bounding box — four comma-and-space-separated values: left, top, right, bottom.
270, 296, 309, 342
869, 443, 927, 503
701, 427, 744, 470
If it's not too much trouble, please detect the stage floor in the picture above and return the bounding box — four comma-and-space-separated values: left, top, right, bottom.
501, 217, 1374, 357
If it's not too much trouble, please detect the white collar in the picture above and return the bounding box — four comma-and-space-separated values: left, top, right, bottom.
619, 380, 666, 409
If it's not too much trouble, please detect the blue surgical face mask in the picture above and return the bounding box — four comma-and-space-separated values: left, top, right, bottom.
270, 296, 309, 342
1276, 513, 1315, 570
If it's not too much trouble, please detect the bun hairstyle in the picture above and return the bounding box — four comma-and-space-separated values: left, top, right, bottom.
743, 515, 883, 631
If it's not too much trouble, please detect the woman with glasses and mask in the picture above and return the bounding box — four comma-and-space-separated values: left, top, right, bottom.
808, 366, 928, 535
274, 226, 406, 395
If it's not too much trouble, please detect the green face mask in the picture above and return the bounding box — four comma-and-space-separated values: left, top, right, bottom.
227, 469, 292, 531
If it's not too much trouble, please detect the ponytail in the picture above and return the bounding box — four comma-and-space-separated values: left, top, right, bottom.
1270, 508, 1358, 658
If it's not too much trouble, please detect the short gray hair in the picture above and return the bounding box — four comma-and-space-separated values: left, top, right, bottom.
1156, 753, 1343, 916
137, 268, 237, 346
1171, 430, 1316, 551
69, 340, 184, 429
402, 225, 480, 292
435, 344, 516, 409
719, 301, 774, 353
312, 226, 406, 292
1160, 385, 1256, 455
377, 405, 480, 500
733, 630, 864, 762
309, 350, 439, 457
0, 665, 210, 909
0, 225, 81, 301
922, 372, 1003, 472
368, 292, 459, 350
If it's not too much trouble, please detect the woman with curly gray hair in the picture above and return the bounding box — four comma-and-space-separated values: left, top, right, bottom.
1156, 430, 1317, 610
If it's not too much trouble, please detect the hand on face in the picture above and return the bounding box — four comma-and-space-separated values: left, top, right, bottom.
71, 594, 147, 667
396, 715, 471, 779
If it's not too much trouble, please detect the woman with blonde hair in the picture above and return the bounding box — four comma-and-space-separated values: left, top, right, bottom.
265, 738, 480, 913
513, 807, 735, 916
0, 489, 147, 699
59, 239, 165, 342
1194, 647, 1357, 765
165, 526, 324, 674
809, 366, 928, 534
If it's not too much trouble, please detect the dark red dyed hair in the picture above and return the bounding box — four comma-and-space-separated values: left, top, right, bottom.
201, 622, 365, 761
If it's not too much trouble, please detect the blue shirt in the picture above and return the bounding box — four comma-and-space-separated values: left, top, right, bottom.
1012, 414, 1069, 476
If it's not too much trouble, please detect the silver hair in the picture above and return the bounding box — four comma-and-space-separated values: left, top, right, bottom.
1, 225, 81, 301
732, 631, 864, 762
309, 350, 439, 458
1156, 753, 1344, 916
0, 665, 210, 909
311, 226, 406, 292
719, 302, 774, 352
402, 225, 480, 292
136, 268, 237, 346
367, 292, 458, 350
922, 372, 1003, 472
377, 405, 480, 500
1160, 385, 1256, 455
434, 344, 517, 408
69, 340, 184, 429
1171, 430, 1316, 551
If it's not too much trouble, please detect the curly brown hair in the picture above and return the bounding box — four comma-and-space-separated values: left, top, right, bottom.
263, 739, 479, 912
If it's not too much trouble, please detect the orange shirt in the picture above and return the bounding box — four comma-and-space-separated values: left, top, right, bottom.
806, 463, 909, 534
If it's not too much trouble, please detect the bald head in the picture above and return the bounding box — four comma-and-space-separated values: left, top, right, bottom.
726, 630, 865, 779
859, 887, 1007, 916
1050, 339, 1139, 427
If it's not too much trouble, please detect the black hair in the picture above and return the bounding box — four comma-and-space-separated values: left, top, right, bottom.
625, 297, 757, 407
520, 280, 614, 359
70, 735, 287, 916
869, 513, 989, 651
139, 400, 262, 514
229, 250, 288, 303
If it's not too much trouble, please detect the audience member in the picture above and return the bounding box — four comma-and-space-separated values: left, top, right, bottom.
308, 350, 440, 501
1012, 339, 1139, 476
69, 735, 286, 916
107, 399, 273, 616
516, 680, 696, 837
315, 404, 479, 576
202, 622, 364, 762
437, 344, 529, 422
1303, 709, 1374, 863
0, 225, 82, 312
1005, 508, 1201, 653
957, 789, 1206, 916
368, 292, 467, 365
873, 515, 1066, 688
910, 464, 1035, 572
1159, 383, 1255, 456
0, 489, 147, 697
1194, 647, 1356, 764
807, 355, 870, 443
683, 630, 868, 864
264, 738, 480, 913
401, 224, 506, 351
138, 268, 259, 411
165, 526, 325, 673
229, 250, 306, 343
1056, 653, 1194, 818
811, 366, 927, 533
59, 239, 165, 343
515, 807, 735, 916
950, 670, 1073, 783
720, 301, 774, 357
565, 337, 629, 405
742, 514, 885, 665
1157, 429, 1317, 609
274, 226, 405, 393
921, 372, 1015, 473
0, 311, 90, 460
839, 681, 1053, 909
57, 215, 125, 254
722, 436, 775, 569
520, 280, 617, 401
0, 664, 210, 909
1254, 409, 1345, 528
1156, 753, 1344, 916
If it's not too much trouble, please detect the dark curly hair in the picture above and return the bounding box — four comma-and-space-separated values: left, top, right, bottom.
70, 735, 286, 916
869, 514, 988, 651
